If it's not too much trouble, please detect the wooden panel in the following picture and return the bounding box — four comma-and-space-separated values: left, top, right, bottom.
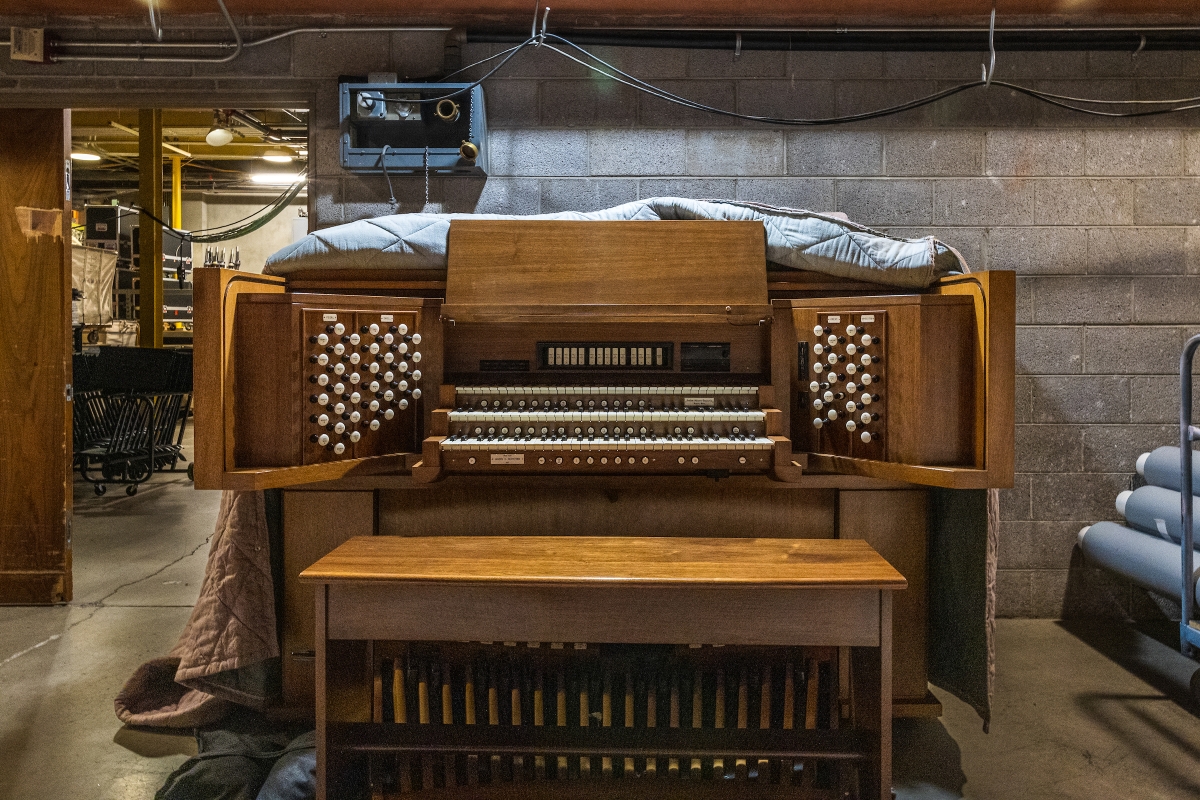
193, 267, 285, 490
282, 491, 375, 709
327, 582, 883, 647
379, 479, 835, 540
0, 109, 72, 605
445, 220, 767, 308
301, 536, 907, 588
838, 490, 928, 703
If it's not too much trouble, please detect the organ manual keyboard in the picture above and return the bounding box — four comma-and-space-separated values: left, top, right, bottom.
411, 219, 801, 482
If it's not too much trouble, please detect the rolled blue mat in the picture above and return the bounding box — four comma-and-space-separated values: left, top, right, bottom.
1117, 485, 1200, 546
1137, 446, 1200, 495
1078, 521, 1200, 603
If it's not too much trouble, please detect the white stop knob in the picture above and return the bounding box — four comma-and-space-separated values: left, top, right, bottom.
317, 414, 329, 426
384, 390, 394, 401
813, 343, 824, 355
334, 363, 346, 375
812, 325, 823, 336
333, 403, 346, 414
846, 382, 857, 393
412, 352, 421, 363
369, 381, 380, 392
823, 391, 834, 402
827, 353, 838, 365
860, 412, 872, 424
398, 380, 408, 391
861, 374, 873, 385
349, 431, 361, 442
860, 394, 872, 405
846, 401, 857, 412
861, 354, 871, 365
398, 324, 408, 335
316, 374, 329, 386
846, 343, 857, 355
333, 323, 345, 335
333, 343, 345, 355
813, 418, 824, 428
369, 323, 380, 335
827, 409, 838, 421
317, 433, 330, 446
861, 431, 873, 443
333, 382, 345, 394
316, 333, 328, 345
350, 392, 361, 403
827, 334, 837, 346
813, 363, 825, 374
398, 342, 408, 354
846, 363, 857, 374
369, 400, 380, 411
316, 353, 329, 365
411, 388, 422, 399
861, 333, 872, 346
334, 422, 346, 434
384, 353, 394, 364
369, 343, 380, 354
349, 333, 360, 345
412, 371, 422, 382
846, 420, 857, 431
411, 333, 422, 344
368, 363, 379, 374
317, 393, 329, 405
370, 419, 381, 430
333, 442, 345, 454
809, 380, 820, 392
397, 361, 409, 373
383, 333, 393, 344
350, 411, 361, 423
846, 324, 857, 336
813, 399, 824, 410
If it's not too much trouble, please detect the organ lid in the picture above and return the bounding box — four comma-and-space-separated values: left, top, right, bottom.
442, 219, 770, 323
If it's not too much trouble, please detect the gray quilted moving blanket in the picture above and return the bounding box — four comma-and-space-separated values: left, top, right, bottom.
265, 197, 967, 289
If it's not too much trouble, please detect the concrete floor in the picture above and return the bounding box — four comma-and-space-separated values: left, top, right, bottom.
3, 463, 1200, 798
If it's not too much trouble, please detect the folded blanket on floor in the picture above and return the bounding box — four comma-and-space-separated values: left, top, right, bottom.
116, 490, 278, 728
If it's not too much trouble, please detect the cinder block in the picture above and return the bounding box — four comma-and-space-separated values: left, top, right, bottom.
1016, 326, 1082, 375
1029, 276, 1133, 324
1133, 178, 1200, 225
293, 32, 391, 78
735, 80, 836, 124
197, 37, 292, 77
540, 79, 638, 128
0, 54, 95, 76
985, 130, 1084, 177
390, 31, 446, 80
1031, 375, 1130, 424
996, 569, 1033, 617
1031, 472, 1131, 521
493, 45, 590, 79
1186, 131, 1200, 176
1087, 227, 1188, 275
1000, 473, 1032, 520
539, 178, 638, 213
1084, 131, 1184, 177
95, 60, 195, 78
987, 227, 1086, 275
343, 174, 427, 217
786, 131, 883, 177
473, 178, 540, 215
1015, 375, 1033, 424
308, 178, 343, 229
1034, 178, 1136, 226
998, 521, 1034, 570
1087, 50, 1187, 78
1063, 562, 1135, 621
439, 177, 489, 214
1032, 522, 1093, 570
638, 179, 736, 201
457, 43, 501, 82
1130, 375, 1200, 423
933, 179, 1036, 226
1083, 326, 1187, 374
488, 129, 589, 177
931, 85, 1039, 129
833, 80, 938, 127
1032, 79, 1138, 128
883, 52, 987, 81
786, 51, 883, 80
308, 124, 343, 180
1030, 569, 1071, 618
589, 129, 686, 176
482, 80, 539, 129
588, 46, 688, 79
639, 80, 738, 128
885, 131, 983, 176
1015, 277, 1033, 324
1081, 424, 1177, 474
687, 49, 786, 78
835, 179, 932, 226
1133, 277, 1200, 323
1015, 424, 1082, 472
734, 178, 835, 211
684, 130, 783, 176
1189, 227, 1200, 275
884, 227, 983, 270
995, 51, 1088, 80
116, 77, 217, 93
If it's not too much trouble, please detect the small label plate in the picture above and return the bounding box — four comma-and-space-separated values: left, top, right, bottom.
490, 454, 525, 465
684, 397, 715, 408
322, 313, 338, 321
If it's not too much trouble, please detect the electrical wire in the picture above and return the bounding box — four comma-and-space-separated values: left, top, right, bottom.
379, 145, 398, 211
132, 175, 305, 243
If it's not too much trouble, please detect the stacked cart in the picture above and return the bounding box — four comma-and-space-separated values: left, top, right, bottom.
72, 347, 193, 496
1079, 334, 1200, 690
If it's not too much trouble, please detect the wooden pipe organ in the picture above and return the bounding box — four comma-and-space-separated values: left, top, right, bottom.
193, 218, 1014, 799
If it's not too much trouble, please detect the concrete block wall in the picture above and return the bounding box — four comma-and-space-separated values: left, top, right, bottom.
3, 18, 1198, 618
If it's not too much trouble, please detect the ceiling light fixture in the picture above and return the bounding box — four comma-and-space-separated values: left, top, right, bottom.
262, 148, 294, 163
250, 172, 305, 185
206, 110, 234, 147
70, 151, 102, 162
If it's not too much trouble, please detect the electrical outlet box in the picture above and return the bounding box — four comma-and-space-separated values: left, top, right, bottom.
339, 82, 487, 175
10, 27, 47, 63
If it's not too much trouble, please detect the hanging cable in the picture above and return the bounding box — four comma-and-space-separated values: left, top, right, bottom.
380, 144, 398, 211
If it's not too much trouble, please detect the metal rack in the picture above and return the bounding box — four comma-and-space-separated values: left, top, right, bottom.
1179, 334, 1200, 657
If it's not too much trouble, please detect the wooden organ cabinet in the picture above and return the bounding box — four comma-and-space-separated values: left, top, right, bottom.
194, 219, 1014, 800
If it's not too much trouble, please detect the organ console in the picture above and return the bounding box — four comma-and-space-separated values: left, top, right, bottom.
192, 217, 1014, 799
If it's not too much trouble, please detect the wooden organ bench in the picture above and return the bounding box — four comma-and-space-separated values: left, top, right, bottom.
303, 535, 906, 800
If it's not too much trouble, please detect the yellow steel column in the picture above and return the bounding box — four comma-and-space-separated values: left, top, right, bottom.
138, 108, 163, 348
170, 156, 182, 229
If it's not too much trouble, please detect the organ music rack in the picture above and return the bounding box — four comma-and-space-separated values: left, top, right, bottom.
192, 218, 1015, 799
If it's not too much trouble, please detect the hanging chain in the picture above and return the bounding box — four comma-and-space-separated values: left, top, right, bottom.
424, 145, 431, 209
